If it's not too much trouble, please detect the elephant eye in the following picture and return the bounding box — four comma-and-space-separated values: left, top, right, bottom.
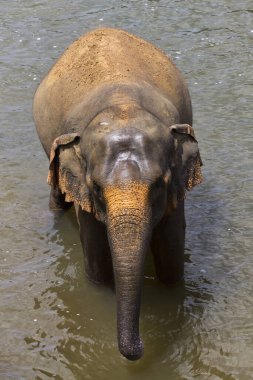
153, 176, 164, 189
93, 181, 102, 197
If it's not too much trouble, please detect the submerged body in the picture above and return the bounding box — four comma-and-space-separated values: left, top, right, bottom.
33, 28, 202, 360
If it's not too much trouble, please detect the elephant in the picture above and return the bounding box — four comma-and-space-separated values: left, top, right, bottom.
33, 27, 202, 361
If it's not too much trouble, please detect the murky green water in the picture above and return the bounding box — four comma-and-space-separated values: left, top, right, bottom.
1, 1, 252, 379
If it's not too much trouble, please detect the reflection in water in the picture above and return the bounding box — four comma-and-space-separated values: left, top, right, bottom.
23, 209, 216, 379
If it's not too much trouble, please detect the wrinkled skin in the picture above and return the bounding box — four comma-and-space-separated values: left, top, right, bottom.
33, 28, 203, 361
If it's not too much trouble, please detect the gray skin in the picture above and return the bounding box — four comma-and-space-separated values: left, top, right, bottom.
33, 28, 202, 361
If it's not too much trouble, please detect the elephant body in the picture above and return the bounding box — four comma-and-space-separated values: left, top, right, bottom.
33, 28, 202, 360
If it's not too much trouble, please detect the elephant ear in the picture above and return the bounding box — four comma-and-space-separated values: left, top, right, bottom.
47, 133, 93, 213
167, 124, 203, 211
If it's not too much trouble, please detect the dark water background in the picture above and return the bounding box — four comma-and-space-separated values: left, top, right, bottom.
1, 1, 252, 379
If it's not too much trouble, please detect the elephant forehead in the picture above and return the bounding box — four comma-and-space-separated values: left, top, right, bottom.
105, 128, 165, 163
88, 128, 147, 163
88, 125, 169, 183
107, 128, 146, 147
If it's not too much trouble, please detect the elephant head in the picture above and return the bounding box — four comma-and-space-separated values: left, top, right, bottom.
47, 109, 202, 360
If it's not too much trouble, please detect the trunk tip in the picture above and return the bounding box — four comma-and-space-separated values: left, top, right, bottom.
119, 338, 144, 361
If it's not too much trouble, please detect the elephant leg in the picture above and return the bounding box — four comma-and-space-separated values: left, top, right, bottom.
49, 187, 73, 210
151, 200, 185, 284
76, 207, 113, 284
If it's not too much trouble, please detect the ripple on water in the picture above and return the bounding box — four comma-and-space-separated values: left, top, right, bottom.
1, 1, 253, 379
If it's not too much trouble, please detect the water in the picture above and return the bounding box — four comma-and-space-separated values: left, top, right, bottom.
0, 1, 252, 379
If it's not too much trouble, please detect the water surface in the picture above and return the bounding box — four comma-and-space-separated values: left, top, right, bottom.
0, 1, 252, 379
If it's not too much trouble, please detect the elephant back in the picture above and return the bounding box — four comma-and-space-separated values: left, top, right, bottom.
33, 28, 192, 155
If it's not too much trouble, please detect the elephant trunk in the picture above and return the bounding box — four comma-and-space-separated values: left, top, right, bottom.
104, 182, 151, 360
